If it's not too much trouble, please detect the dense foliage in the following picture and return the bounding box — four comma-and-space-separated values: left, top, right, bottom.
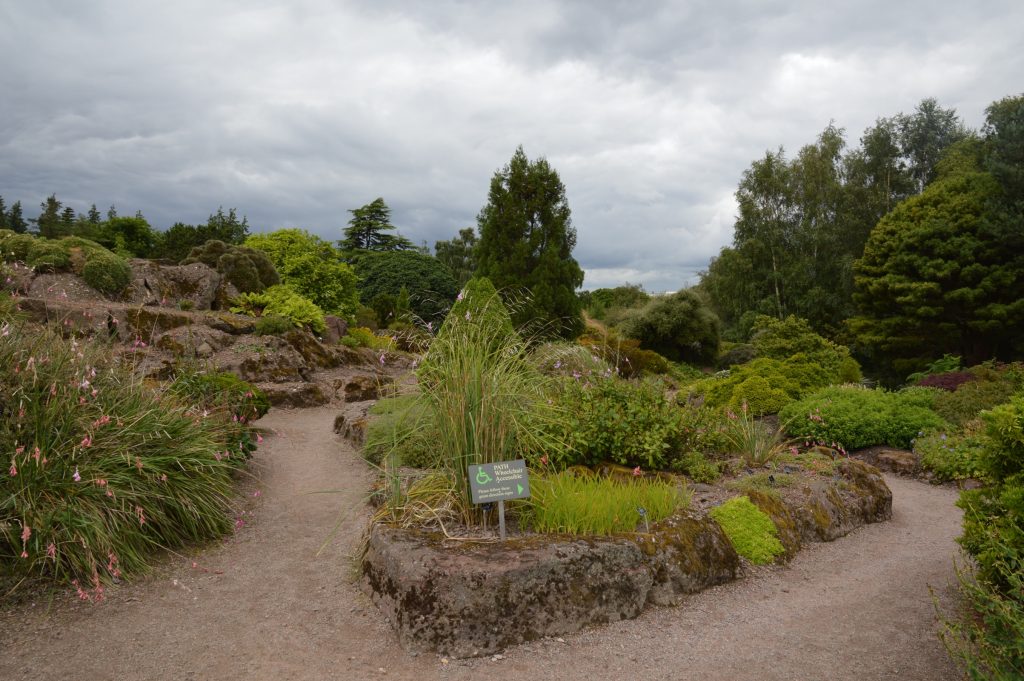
0, 231, 133, 295
352, 250, 458, 325
779, 386, 947, 450
475, 146, 585, 339
182, 240, 280, 293
244, 229, 359, 316
620, 289, 720, 365
231, 284, 327, 333
0, 317, 244, 590
849, 171, 1024, 377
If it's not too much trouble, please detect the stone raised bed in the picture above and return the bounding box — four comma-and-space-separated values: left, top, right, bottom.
361, 459, 892, 657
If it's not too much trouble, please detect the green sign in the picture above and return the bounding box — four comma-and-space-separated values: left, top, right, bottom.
468, 459, 531, 504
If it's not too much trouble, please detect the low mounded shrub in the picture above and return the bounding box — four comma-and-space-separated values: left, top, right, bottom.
0, 232, 36, 262
231, 285, 326, 334
779, 386, 947, 450
27, 240, 71, 272
254, 315, 295, 337
81, 251, 132, 294
914, 426, 988, 482
689, 356, 832, 416
183, 240, 279, 293
709, 495, 785, 564
933, 376, 1017, 428
344, 326, 396, 351
547, 375, 727, 471
914, 371, 977, 392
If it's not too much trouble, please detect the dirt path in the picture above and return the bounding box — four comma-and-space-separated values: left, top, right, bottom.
0, 408, 965, 681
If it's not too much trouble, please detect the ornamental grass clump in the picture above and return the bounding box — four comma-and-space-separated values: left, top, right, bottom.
522, 469, 688, 536
414, 278, 566, 523
0, 314, 243, 592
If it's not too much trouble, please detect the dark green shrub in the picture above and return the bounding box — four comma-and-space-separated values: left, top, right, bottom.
352, 250, 458, 325
934, 378, 1017, 427
718, 342, 757, 368
620, 289, 721, 365
254, 315, 295, 336
547, 376, 726, 471
27, 239, 71, 272
183, 240, 279, 293
82, 252, 132, 294
0, 321, 241, 589
673, 450, 721, 483
907, 354, 962, 383
779, 386, 947, 450
231, 285, 326, 334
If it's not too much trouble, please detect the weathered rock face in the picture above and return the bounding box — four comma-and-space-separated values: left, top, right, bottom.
362, 527, 656, 658
872, 449, 920, 476
258, 381, 330, 408
333, 403, 371, 446
28, 273, 108, 303
16, 298, 111, 337
126, 260, 222, 310
746, 459, 893, 555
322, 315, 348, 345
209, 336, 311, 383
154, 326, 236, 358
282, 329, 339, 369
363, 462, 893, 657
339, 374, 388, 403
641, 513, 739, 606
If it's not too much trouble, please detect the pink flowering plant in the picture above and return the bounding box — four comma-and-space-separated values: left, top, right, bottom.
0, 311, 244, 591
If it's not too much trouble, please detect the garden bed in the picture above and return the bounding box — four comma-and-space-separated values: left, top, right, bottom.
361, 458, 892, 657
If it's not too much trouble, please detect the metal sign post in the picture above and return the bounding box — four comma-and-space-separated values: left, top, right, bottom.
468, 459, 531, 541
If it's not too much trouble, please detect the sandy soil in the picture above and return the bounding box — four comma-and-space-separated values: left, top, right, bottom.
0, 407, 966, 681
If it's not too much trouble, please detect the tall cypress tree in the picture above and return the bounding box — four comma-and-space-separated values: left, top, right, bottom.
475, 146, 584, 338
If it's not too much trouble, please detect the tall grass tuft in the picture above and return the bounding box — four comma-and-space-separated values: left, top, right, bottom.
414, 278, 567, 523
0, 313, 242, 593
521, 469, 689, 536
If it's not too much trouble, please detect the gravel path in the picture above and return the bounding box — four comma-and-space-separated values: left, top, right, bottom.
0, 408, 965, 680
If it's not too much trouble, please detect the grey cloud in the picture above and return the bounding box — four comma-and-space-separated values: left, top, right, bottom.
2, 0, 1022, 293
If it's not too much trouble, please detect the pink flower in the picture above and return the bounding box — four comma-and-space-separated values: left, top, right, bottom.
456, 291, 464, 302
633, 466, 642, 477
252, 490, 261, 498
234, 517, 245, 529
540, 454, 549, 466
73, 467, 81, 482
8, 461, 16, 477
20, 551, 28, 559
46, 543, 56, 559
21, 524, 31, 542
80, 435, 92, 448
256, 433, 263, 444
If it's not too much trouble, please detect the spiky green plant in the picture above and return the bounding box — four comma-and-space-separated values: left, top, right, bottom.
0, 314, 243, 593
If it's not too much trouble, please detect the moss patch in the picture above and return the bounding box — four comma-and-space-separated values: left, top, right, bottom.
709, 495, 785, 565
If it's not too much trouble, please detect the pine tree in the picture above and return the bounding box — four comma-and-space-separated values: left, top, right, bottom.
475, 146, 584, 338
340, 198, 414, 252
0, 196, 8, 231
8, 201, 27, 233
87, 204, 102, 224
33, 194, 64, 238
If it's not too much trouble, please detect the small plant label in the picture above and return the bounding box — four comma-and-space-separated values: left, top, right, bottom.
468, 459, 531, 504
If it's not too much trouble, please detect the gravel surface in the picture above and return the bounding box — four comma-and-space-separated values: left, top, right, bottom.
0, 407, 966, 680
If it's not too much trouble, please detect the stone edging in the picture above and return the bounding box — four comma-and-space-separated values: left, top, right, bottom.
360, 459, 892, 657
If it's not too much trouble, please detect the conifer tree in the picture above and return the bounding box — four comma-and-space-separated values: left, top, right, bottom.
475, 146, 584, 338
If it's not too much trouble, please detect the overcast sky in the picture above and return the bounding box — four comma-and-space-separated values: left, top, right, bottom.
1, 1, 1021, 292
